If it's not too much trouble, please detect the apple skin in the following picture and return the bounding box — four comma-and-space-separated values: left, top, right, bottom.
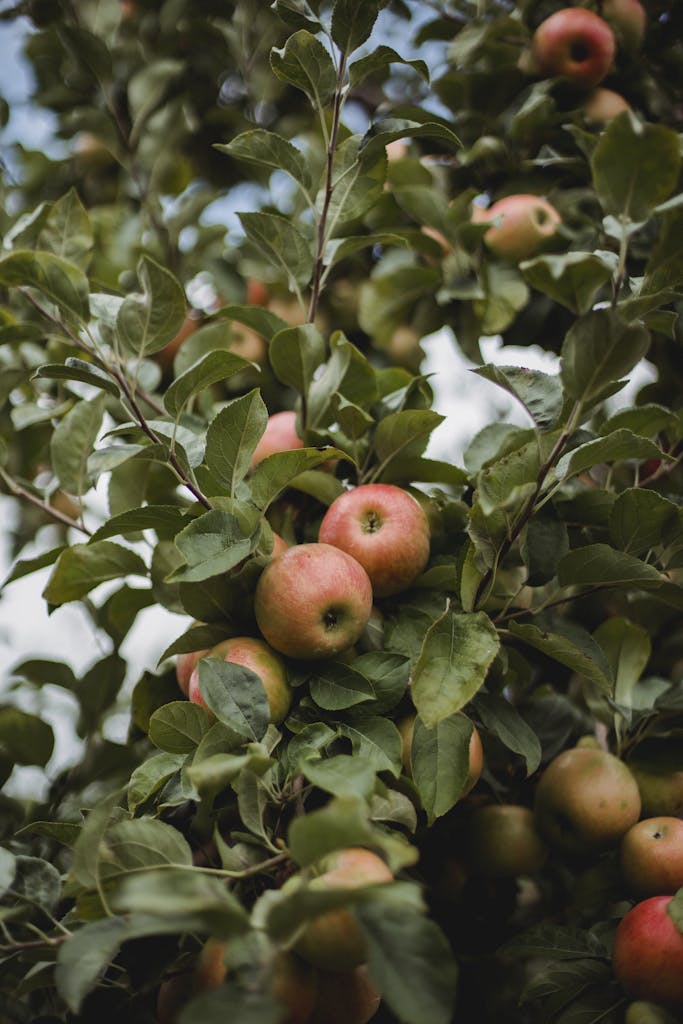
254, 543, 373, 660
246, 277, 270, 307
531, 8, 616, 88
534, 747, 641, 856
603, 0, 646, 50
613, 896, 683, 1010
629, 763, 683, 818
625, 1001, 680, 1024
309, 965, 381, 1024
472, 194, 561, 263
251, 411, 303, 470
176, 647, 210, 696
188, 636, 292, 724
621, 818, 683, 898
583, 87, 631, 123
398, 714, 483, 796
318, 484, 430, 598
466, 805, 548, 879
296, 849, 392, 972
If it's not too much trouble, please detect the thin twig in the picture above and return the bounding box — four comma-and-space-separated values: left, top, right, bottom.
0, 467, 91, 536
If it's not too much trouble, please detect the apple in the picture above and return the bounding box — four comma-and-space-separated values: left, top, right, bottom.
398, 714, 483, 797
188, 636, 292, 724
229, 322, 267, 364
309, 965, 381, 1024
385, 138, 409, 161
156, 972, 194, 1024
534, 747, 641, 856
176, 646, 210, 696
251, 411, 303, 469
154, 310, 201, 373
472, 194, 561, 263
318, 484, 430, 598
466, 805, 548, 878
386, 325, 425, 369
246, 277, 270, 307
629, 763, 683, 818
602, 0, 646, 50
625, 1001, 680, 1024
583, 87, 631, 122
613, 896, 683, 1009
621, 818, 683, 897
254, 543, 373, 660
531, 8, 616, 88
73, 132, 116, 170
271, 531, 290, 558
296, 848, 393, 971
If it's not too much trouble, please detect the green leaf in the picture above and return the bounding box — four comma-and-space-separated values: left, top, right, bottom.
269, 323, 326, 394
216, 130, 311, 192
250, 448, 345, 509
0, 848, 16, 898
128, 752, 185, 812
117, 256, 186, 356
520, 252, 614, 315
361, 117, 460, 160
43, 542, 147, 605
164, 350, 255, 419
128, 58, 184, 145
308, 663, 376, 710
101, 817, 193, 880
339, 718, 403, 775
3, 547, 66, 588
373, 410, 444, 472
198, 658, 270, 741
379, 456, 468, 487
210, 303, 289, 341
349, 45, 429, 88
591, 113, 681, 221
0, 249, 89, 322
412, 607, 500, 727
33, 357, 120, 397
38, 187, 93, 270
473, 692, 542, 776
594, 618, 651, 709
560, 308, 650, 405
507, 620, 613, 692
556, 430, 667, 480
115, 868, 249, 935
557, 544, 665, 590
609, 488, 679, 557
308, 332, 378, 429
170, 510, 257, 583
270, 30, 337, 105
272, 0, 322, 33
472, 364, 563, 431
326, 138, 387, 226
179, 988, 282, 1024
331, 0, 379, 53
239, 211, 314, 288
205, 389, 268, 496
90, 505, 188, 543
56, 917, 129, 1013
301, 754, 377, 797
323, 232, 409, 269
521, 513, 569, 588
50, 395, 105, 496
411, 714, 474, 823
148, 701, 211, 753
501, 923, 607, 960
0, 707, 54, 766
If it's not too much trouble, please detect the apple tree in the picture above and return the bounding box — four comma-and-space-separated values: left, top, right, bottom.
0, 0, 682, 1021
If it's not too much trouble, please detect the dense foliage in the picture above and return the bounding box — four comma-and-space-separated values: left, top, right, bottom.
0, 0, 682, 1021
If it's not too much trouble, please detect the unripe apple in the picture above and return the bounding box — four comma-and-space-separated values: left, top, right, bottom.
466, 805, 548, 878
386, 325, 425, 369
254, 543, 373, 660
629, 763, 683, 818
398, 714, 483, 797
318, 484, 430, 598
583, 87, 631, 123
602, 0, 646, 50
188, 636, 292, 724
296, 849, 392, 971
472, 194, 561, 263
613, 897, 683, 1010
620, 818, 683, 897
309, 965, 381, 1024
625, 1001, 680, 1024
251, 411, 303, 469
534, 747, 641, 856
531, 8, 616, 88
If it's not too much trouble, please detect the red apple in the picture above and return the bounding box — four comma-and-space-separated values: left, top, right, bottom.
621, 818, 683, 897
603, 0, 646, 50
309, 965, 381, 1024
176, 646, 210, 696
318, 484, 430, 598
246, 277, 270, 307
188, 636, 292, 724
254, 543, 373, 660
251, 411, 303, 469
466, 805, 548, 878
532, 8, 616, 88
613, 896, 683, 1009
271, 531, 290, 558
472, 194, 561, 263
583, 87, 631, 122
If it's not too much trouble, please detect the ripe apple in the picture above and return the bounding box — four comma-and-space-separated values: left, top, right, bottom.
176, 646, 210, 696
188, 636, 292, 724
270, 531, 290, 558
296, 848, 393, 971
246, 277, 270, 307
625, 1001, 680, 1024
309, 965, 381, 1024
583, 87, 631, 123
472, 194, 561, 263
531, 8, 616, 88
154, 310, 201, 373
602, 0, 646, 50
318, 484, 430, 598
251, 411, 303, 469
398, 714, 483, 797
254, 543, 373, 660
534, 747, 641, 856
613, 896, 683, 1009
466, 805, 548, 878
629, 762, 683, 818
621, 818, 683, 897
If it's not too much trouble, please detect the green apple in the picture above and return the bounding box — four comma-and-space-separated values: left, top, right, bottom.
466, 805, 548, 878
629, 762, 683, 818
621, 818, 683, 897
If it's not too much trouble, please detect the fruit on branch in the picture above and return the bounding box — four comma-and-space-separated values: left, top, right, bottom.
602, 0, 646, 50
534, 747, 641, 855
251, 411, 303, 469
628, 762, 683, 818
612, 896, 683, 1009
318, 484, 430, 598
188, 635, 292, 724
296, 848, 393, 971
154, 310, 201, 373
583, 87, 631, 122
398, 714, 483, 797
254, 543, 373, 660
309, 965, 382, 1024
620, 818, 683, 897
466, 805, 548, 878
531, 8, 616, 88
176, 646, 210, 696
386, 325, 425, 370
229, 322, 267, 364
246, 277, 270, 307
472, 194, 561, 263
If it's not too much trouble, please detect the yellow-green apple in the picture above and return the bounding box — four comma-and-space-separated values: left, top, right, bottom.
531, 8, 616, 87
466, 805, 548, 878
620, 818, 683, 897
603, 0, 646, 50
534, 747, 641, 855
628, 763, 683, 818
254, 543, 373, 660
251, 411, 303, 469
188, 636, 292, 724
583, 87, 631, 122
625, 1001, 680, 1024
386, 326, 425, 369
309, 965, 381, 1024
398, 714, 483, 796
612, 896, 683, 1009
472, 194, 561, 263
318, 484, 430, 598
296, 848, 392, 971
